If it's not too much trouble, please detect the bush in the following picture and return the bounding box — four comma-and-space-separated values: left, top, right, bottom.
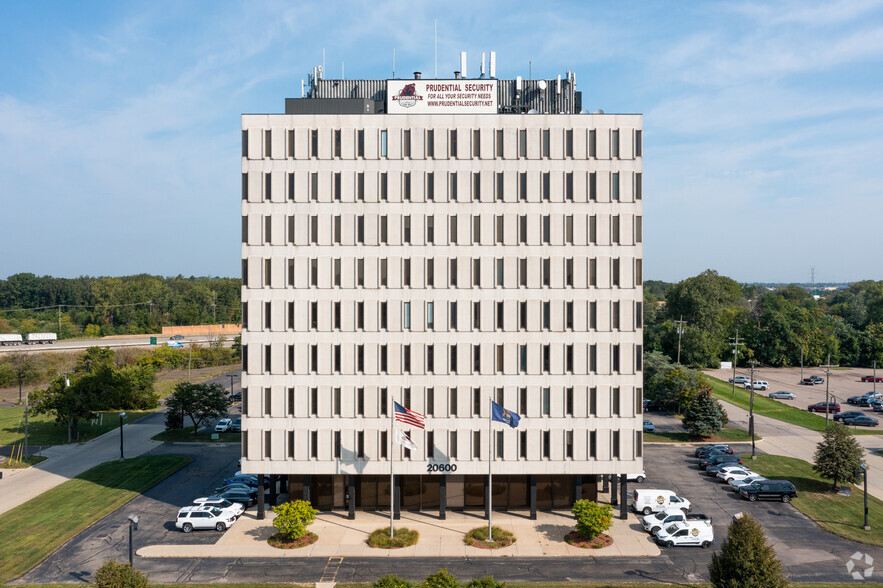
367, 527, 419, 548
464, 526, 515, 549
373, 574, 414, 588
424, 569, 458, 588
465, 576, 504, 588
709, 513, 787, 588
272, 499, 318, 541
571, 499, 614, 540
93, 560, 149, 588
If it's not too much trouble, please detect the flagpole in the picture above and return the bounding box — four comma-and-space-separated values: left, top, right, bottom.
488, 397, 493, 541
390, 393, 395, 537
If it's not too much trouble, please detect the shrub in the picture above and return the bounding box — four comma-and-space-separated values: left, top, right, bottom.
465, 576, 504, 588
93, 559, 149, 588
272, 499, 318, 541
709, 513, 787, 588
571, 499, 613, 540
367, 527, 419, 548
464, 526, 515, 548
373, 574, 414, 588
424, 569, 458, 588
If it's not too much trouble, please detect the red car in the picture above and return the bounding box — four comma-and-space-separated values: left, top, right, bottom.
808, 402, 840, 413
861, 376, 883, 382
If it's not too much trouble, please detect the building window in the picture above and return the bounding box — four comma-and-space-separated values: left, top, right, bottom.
589, 258, 597, 287
612, 172, 620, 200
427, 431, 434, 460
635, 301, 643, 327
636, 173, 642, 200
241, 173, 248, 201
426, 387, 434, 416
380, 344, 388, 373
403, 216, 411, 244
519, 301, 527, 330
427, 301, 435, 329
473, 431, 481, 458
589, 172, 597, 201
450, 130, 457, 157
495, 430, 504, 458
519, 216, 527, 244
496, 258, 504, 287
403, 345, 411, 373
310, 215, 319, 244
380, 431, 388, 459
519, 344, 527, 373
357, 345, 365, 373
403, 302, 411, 330
542, 430, 551, 459
566, 258, 573, 287
450, 344, 458, 373
473, 344, 481, 373
264, 173, 272, 201
611, 129, 620, 158
357, 172, 365, 201
310, 173, 318, 201
590, 344, 597, 373
566, 430, 574, 459
473, 172, 481, 201
543, 301, 551, 330
566, 129, 573, 157
496, 301, 504, 330
381, 301, 388, 330
334, 431, 341, 458
334, 172, 342, 200
357, 130, 365, 157
334, 345, 341, 374
519, 129, 527, 157
357, 387, 365, 416
566, 344, 574, 373
519, 172, 527, 201
405, 172, 412, 200
333, 258, 341, 287
310, 345, 318, 373
636, 344, 643, 371
589, 129, 597, 158
311, 130, 318, 157
496, 173, 504, 201
636, 259, 643, 286
380, 258, 388, 287
450, 259, 458, 287
288, 430, 295, 458
473, 301, 481, 330
380, 130, 388, 157
589, 431, 597, 459
612, 387, 620, 416
635, 130, 642, 157
426, 129, 434, 157
542, 345, 550, 374
495, 344, 503, 373
612, 215, 620, 244
334, 129, 341, 157
427, 215, 435, 244
520, 431, 527, 459
242, 130, 248, 158
636, 215, 643, 243
542, 172, 550, 201
612, 344, 621, 373
381, 172, 388, 201
612, 258, 621, 287
450, 301, 458, 329
613, 301, 620, 330
403, 130, 411, 157
287, 173, 294, 201
566, 172, 573, 200
447, 172, 455, 201
496, 129, 504, 157
612, 430, 621, 459
263, 259, 272, 287
542, 258, 551, 287
542, 215, 551, 244
636, 387, 643, 415
473, 387, 481, 416
381, 388, 388, 416
287, 129, 294, 158
450, 431, 458, 459
334, 301, 341, 330
542, 129, 550, 158
590, 387, 597, 416
473, 129, 480, 157
403, 258, 411, 287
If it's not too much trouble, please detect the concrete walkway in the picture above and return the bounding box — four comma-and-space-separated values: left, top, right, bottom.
139, 509, 661, 559
0, 413, 167, 515
718, 398, 883, 500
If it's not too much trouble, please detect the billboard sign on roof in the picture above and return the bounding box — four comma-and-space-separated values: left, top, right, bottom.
387, 80, 497, 114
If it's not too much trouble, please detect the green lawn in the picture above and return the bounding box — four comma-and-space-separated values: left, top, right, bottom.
645, 426, 755, 443
741, 454, 883, 546
706, 376, 880, 434
336, 584, 883, 588
152, 429, 240, 443
0, 408, 153, 447
0, 454, 190, 583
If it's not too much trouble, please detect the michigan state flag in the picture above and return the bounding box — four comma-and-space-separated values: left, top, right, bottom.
491, 400, 521, 428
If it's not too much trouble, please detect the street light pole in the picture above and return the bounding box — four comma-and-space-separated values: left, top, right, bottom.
749, 361, 757, 459
228, 374, 235, 397
127, 514, 139, 567
119, 412, 127, 461
861, 463, 870, 531
674, 316, 686, 365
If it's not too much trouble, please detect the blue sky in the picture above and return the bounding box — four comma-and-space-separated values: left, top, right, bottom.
2, 0, 882, 284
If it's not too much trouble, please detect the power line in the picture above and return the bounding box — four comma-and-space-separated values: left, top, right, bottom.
0, 301, 153, 314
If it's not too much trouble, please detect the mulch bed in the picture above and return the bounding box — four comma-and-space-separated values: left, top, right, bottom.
565, 531, 613, 549
267, 531, 318, 549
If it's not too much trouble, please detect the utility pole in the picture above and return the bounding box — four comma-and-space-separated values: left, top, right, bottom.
748, 361, 757, 459
874, 361, 877, 395
674, 316, 687, 365
729, 329, 744, 396
800, 348, 804, 382
821, 353, 839, 431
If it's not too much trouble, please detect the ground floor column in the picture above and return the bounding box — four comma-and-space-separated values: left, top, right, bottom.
257, 474, 265, 520
575, 475, 583, 501
602, 474, 609, 494
619, 474, 628, 520
610, 474, 618, 507
484, 475, 491, 518
439, 476, 447, 520
348, 475, 356, 520
529, 475, 537, 520
393, 476, 401, 520
269, 474, 277, 507
302, 475, 311, 502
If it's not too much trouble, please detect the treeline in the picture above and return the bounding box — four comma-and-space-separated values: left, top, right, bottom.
645, 271, 883, 368
0, 273, 240, 338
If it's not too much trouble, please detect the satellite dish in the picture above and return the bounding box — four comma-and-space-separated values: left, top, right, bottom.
580, 109, 590, 114
527, 109, 538, 114
537, 80, 547, 90
594, 109, 605, 114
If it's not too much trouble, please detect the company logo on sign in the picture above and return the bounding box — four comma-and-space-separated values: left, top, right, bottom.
656, 496, 665, 504
691, 528, 699, 537
392, 83, 423, 108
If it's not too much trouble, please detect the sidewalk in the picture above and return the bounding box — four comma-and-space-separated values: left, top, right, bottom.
718, 399, 883, 501
138, 509, 661, 559
0, 413, 167, 515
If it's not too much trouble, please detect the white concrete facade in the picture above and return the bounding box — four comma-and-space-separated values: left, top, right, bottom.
240, 110, 644, 484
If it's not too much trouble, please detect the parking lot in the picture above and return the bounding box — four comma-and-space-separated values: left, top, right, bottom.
639, 443, 883, 580
706, 367, 883, 425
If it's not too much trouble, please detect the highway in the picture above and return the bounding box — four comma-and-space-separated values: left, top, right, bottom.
0, 334, 232, 354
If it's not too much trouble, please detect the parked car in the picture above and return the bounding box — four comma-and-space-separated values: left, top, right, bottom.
627, 471, 646, 483
229, 391, 242, 401
744, 381, 769, 391
706, 462, 746, 477
699, 454, 743, 470
833, 411, 865, 423
871, 402, 883, 413
717, 468, 754, 483
192, 497, 244, 518
739, 480, 798, 502
809, 375, 824, 385
808, 402, 840, 413
694, 444, 732, 457
800, 378, 816, 385
769, 391, 796, 400
219, 475, 258, 488
858, 395, 882, 407
632, 489, 692, 515
729, 376, 751, 385
213, 488, 257, 506
215, 418, 233, 432
165, 341, 184, 348
643, 399, 661, 411
231, 418, 241, 432
861, 375, 883, 382
170, 334, 185, 341
642, 508, 712, 535
654, 521, 713, 548
843, 415, 879, 427
696, 449, 732, 462
643, 420, 656, 433
847, 392, 881, 405
175, 506, 236, 532
730, 475, 768, 491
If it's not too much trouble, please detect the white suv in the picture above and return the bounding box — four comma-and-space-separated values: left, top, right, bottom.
743, 381, 769, 391
175, 505, 236, 532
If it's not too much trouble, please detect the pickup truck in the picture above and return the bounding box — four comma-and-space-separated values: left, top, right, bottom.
641, 508, 712, 535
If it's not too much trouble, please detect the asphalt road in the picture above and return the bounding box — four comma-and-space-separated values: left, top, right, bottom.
0, 335, 228, 355
20, 442, 883, 584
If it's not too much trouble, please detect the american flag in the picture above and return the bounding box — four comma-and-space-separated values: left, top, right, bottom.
393, 401, 425, 429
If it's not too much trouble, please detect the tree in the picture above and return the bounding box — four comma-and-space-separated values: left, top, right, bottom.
272, 499, 318, 541
813, 422, 863, 490
93, 559, 149, 588
682, 384, 727, 437
709, 513, 788, 588
571, 499, 613, 540
164, 382, 230, 435
424, 569, 458, 588
7, 351, 40, 401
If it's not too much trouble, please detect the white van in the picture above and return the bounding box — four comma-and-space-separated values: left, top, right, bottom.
631, 489, 692, 515
654, 520, 713, 548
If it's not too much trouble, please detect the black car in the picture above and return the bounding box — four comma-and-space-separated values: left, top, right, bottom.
800, 378, 816, 386
231, 417, 241, 432
696, 448, 733, 460
843, 415, 879, 427
213, 488, 256, 507
833, 411, 865, 422
739, 480, 798, 503
809, 375, 824, 385
229, 391, 242, 401
699, 454, 742, 470
694, 444, 732, 457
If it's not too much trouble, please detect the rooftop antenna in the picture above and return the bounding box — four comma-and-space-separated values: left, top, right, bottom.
489, 51, 496, 78
323, 48, 325, 78
301, 79, 305, 98
434, 20, 438, 78
480, 52, 486, 78
460, 51, 467, 78
393, 48, 396, 79
529, 60, 532, 79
